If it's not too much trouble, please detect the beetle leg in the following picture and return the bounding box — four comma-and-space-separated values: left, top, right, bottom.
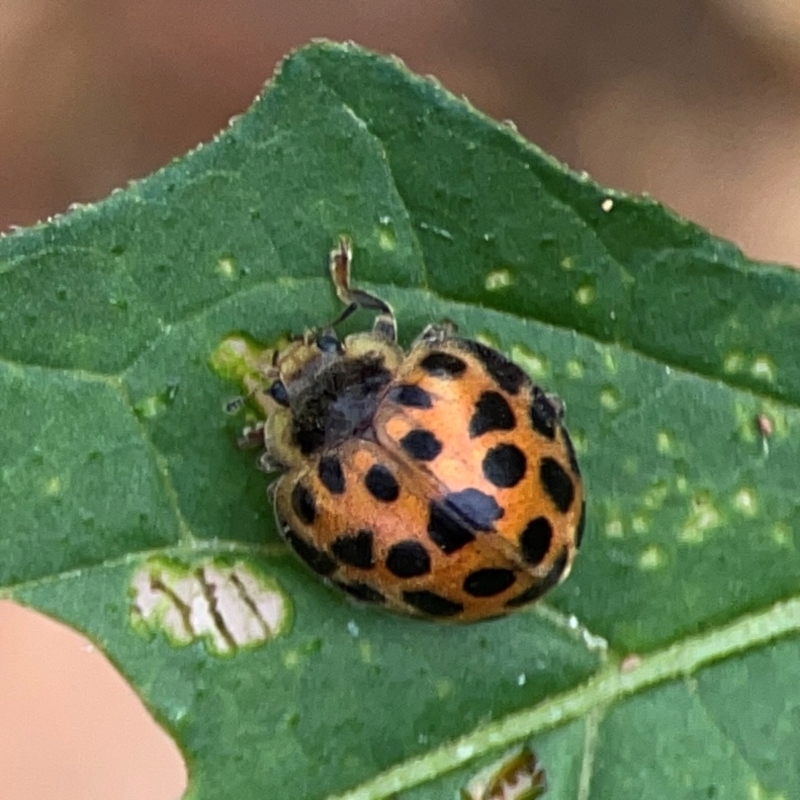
329, 237, 397, 342
237, 421, 265, 450
258, 450, 282, 473
414, 319, 458, 347
545, 392, 564, 419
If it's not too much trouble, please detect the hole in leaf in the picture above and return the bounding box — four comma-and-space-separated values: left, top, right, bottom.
462, 745, 547, 800
130, 557, 291, 655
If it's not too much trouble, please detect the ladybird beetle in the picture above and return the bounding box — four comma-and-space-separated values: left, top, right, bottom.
246, 239, 585, 621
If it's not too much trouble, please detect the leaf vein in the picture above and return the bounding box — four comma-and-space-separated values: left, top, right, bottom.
689, 679, 781, 795
326, 595, 800, 800
314, 75, 431, 291
0, 540, 287, 597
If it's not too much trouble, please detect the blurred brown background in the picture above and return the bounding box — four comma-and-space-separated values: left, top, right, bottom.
2, 1, 800, 798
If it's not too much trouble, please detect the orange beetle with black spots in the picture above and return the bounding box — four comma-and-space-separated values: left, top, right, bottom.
245, 239, 585, 621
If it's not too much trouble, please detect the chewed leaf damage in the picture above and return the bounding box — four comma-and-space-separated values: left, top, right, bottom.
461, 746, 547, 800
130, 558, 290, 655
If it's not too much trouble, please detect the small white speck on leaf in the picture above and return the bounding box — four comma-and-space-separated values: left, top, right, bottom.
600, 386, 621, 412
750, 356, 775, 383
566, 359, 584, 379
377, 219, 396, 250
510, 344, 548, 378
485, 269, 513, 291
639, 545, 666, 570
656, 430, 673, 455
680, 499, 721, 544
44, 476, 63, 496
456, 744, 476, 760
575, 285, 595, 305
632, 516, 649, 534
216, 257, 237, 279
723, 352, 745, 374
771, 523, 791, 547
733, 487, 758, 517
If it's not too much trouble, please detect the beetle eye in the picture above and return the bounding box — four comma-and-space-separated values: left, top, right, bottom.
316, 332, 343, 354
269, 380, 290, 407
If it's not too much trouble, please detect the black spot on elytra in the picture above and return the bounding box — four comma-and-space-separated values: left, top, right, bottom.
334, 580, 385, 604
400, 429, 443, 461
385, 540, 431, 578
562, 428, 581, 477
446, 489, 504, 531
364, 464, 400, 502
575, 499, 587, 549
331, 529, 375, 569
540, 457, 575, 513
519, 516, 553, 565
426, 488, 504, 554
482, 443, 527, 488
529, 388, 558, 441
403, 590, 464, 617
457, 339, 526, 395
318, 455, 345, 495
469, 391, 515, 438
427, 500, 475, 553
283, 528, 336, 576
428, 489, 503, 554
291, 482, 316, 524
420, 352, 467, 378
463, 568, 516, 597
505, 548, 569, 608
388, 384, 432, 408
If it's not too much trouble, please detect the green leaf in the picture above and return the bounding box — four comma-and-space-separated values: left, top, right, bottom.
2, 40, 799, 800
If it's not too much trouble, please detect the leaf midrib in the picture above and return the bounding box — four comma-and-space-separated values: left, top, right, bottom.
326, 594, 800, 800
6, 534, 799, 798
